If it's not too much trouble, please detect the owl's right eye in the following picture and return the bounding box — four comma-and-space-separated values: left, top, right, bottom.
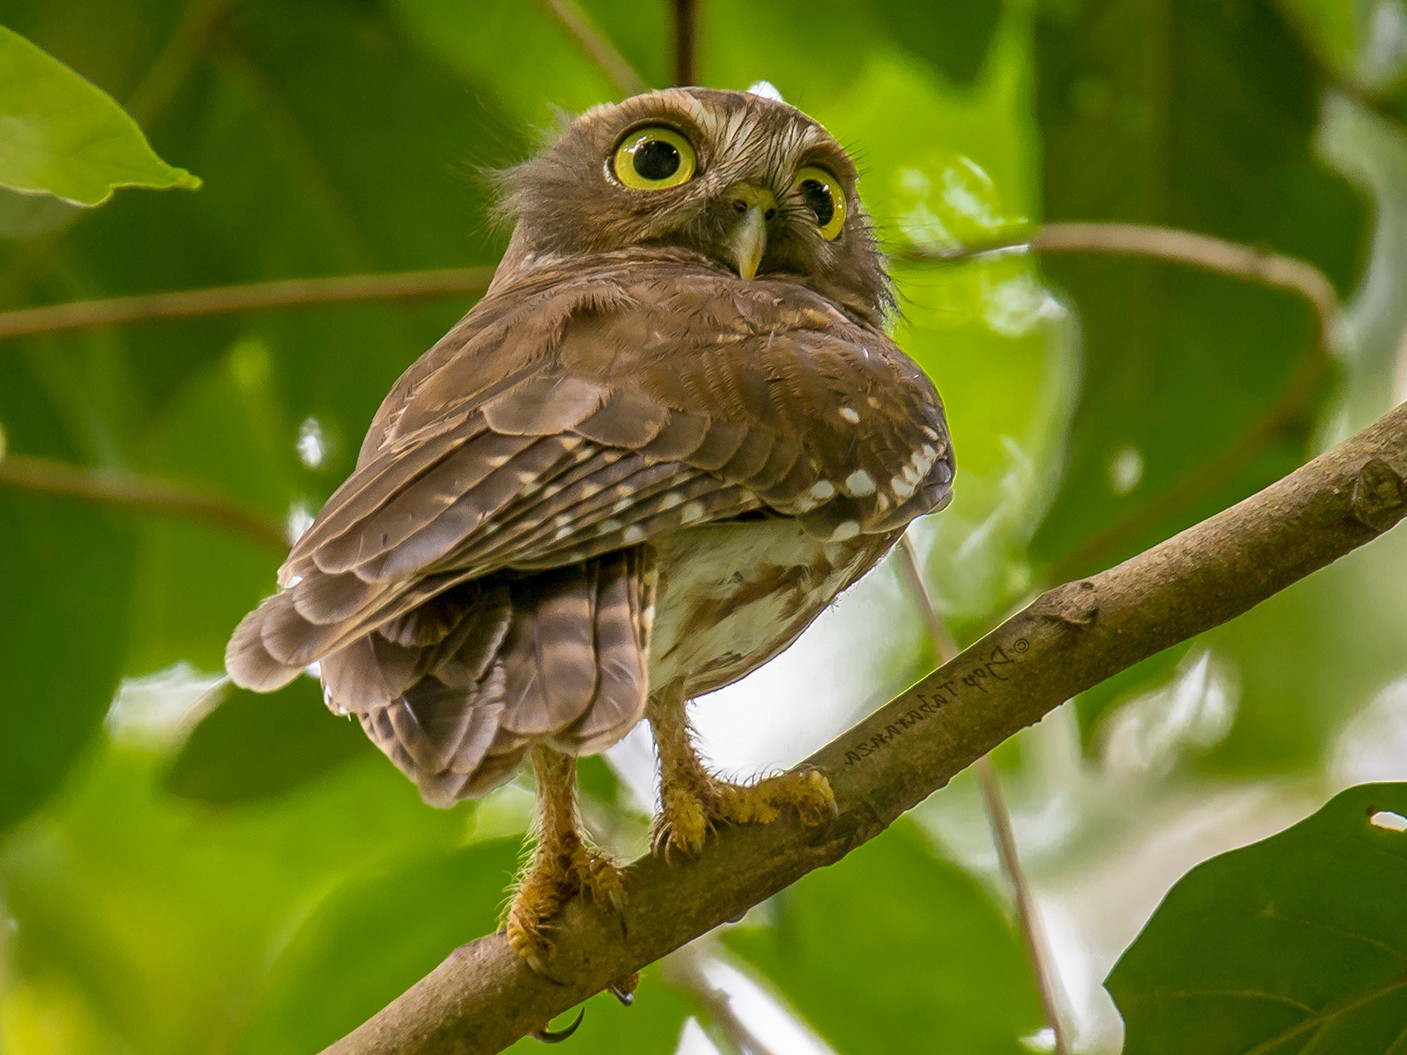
612, 126, 697, 190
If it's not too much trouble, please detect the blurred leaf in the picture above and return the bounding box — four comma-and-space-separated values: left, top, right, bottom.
165, 678, 365, 804
1109, 782, 1407, 1054
236, 837, 696, 1054
725, 820, 1043, 1054
1032, 0, 1367, 736
0, 24, 199, 205
0, 495, 133, 835
873, 0, 1005, 86
1033, 0, 1364, 570
2, 740, 479, 1055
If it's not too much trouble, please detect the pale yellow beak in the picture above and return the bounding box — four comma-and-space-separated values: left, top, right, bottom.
723, 184, 777, 280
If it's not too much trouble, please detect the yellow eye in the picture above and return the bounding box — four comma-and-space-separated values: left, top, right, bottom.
611, 126, 697, 190
793, 165, 846, 240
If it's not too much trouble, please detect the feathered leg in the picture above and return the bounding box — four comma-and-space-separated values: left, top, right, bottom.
647, 682, 836, 856
506, 745, 625, 973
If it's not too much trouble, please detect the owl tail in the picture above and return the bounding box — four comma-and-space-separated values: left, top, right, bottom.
227, 549, 656, 806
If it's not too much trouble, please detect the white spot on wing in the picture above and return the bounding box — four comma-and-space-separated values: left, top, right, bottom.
808, 480, 836, 502
845, 469, 876, 496
839, 406, 861, 425
830, 520, 860, 541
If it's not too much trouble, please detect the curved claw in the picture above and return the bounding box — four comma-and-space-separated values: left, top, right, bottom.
520, 950, 567, 987
608, 973, 639, 1006
532, 1008, 585, 1044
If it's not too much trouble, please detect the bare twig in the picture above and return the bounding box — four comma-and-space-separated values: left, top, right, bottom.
320, 403, 1407, 1054
0, 451, 287, 552
897, 538, 1072, 1055
0, 267, 496, 343
535, 0, 648, 98
672, 0, 698, 86
900, 221, 1341, 350
662, 944, 781, 1055
903, 220, 1342, 580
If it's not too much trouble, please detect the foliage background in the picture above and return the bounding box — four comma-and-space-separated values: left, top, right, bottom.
2, 0, 1406, 1052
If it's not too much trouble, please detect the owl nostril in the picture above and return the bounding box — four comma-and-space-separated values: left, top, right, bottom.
731, 198, 778, 221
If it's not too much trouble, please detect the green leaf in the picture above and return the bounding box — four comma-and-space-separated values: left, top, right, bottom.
234, 837, 697, 1055
871, 0, 1005, 86
1032, 0, 1365, 573
164, 678, 366, 804
0, 494, 134, 835
0, 24, 199, 206
1109, 782, 1407, 1054
1031, 0, 1368, 741
725, 820, 1044, 1054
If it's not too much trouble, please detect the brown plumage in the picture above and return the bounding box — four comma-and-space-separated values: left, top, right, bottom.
226, 86, 953, 969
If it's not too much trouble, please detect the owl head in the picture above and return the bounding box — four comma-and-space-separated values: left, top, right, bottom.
495, 87, 893, 326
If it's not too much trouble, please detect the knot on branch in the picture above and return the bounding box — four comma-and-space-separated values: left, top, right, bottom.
1351, 458, 1406, 533
1027, 579, 1100, 629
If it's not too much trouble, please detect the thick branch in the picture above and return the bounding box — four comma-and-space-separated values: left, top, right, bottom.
325, 404, 1407, 1055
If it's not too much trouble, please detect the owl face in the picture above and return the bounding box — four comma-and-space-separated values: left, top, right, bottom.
497, 88, 893, 325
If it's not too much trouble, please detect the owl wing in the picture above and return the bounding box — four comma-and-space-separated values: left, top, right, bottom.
225, 261, 951, 794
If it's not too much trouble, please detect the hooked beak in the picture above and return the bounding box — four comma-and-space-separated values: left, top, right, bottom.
722, 184, 777, 280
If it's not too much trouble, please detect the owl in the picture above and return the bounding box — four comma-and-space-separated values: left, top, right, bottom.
226, 86, 953, 972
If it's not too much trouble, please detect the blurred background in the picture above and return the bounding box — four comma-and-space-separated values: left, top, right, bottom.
1, 0, 1405, 1052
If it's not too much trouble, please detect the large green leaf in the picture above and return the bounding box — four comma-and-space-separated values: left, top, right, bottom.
1109, 782, 1407, 1054
164, 678, 366, 804
235, 836, 698, 1055
0, 495, 133, 834
1031, 0, 1369, 743
0, 740, 481, 1055
0, 24, 199, 205
725, 820, 1044, 1054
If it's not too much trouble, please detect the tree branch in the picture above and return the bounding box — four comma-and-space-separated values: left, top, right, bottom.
671, 0, 698, 86
323, 403, 1407, 1055
900, 221, 1342, 350
896, 538, 1072, 1055
0, 267, 496, 342
535, 0, 648, 98
0, 451, 287, 552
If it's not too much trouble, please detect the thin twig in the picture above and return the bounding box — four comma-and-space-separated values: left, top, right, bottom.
903, 220, 1342, 580
1045, 333, 1330, 583
672, 0, 698, 86
321, 402, 1407, 1054
0, 451, 287, 552
0, 267, 496, 342
662, 944, 780, 1055
535, 0, 648, 98
896, 537, 1073, 1055
901, 221, 1341, 350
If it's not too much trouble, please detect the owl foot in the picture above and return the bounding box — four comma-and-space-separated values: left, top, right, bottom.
506, 835, 627, 977
653, 768, 836, 857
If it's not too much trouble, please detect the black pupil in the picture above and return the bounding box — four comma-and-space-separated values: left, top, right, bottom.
800, 178, 835, 228
634, 139, 681, 181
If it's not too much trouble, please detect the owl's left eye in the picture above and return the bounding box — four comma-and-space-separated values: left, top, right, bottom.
793, 165, 847, 240
612, 126, 697, 190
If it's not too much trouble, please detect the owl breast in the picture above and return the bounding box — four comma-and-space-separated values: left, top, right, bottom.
647, 519, 898, 700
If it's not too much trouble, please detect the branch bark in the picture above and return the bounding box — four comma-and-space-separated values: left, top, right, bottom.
323, 402, 1407, 1054
0, 267, 495, 342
